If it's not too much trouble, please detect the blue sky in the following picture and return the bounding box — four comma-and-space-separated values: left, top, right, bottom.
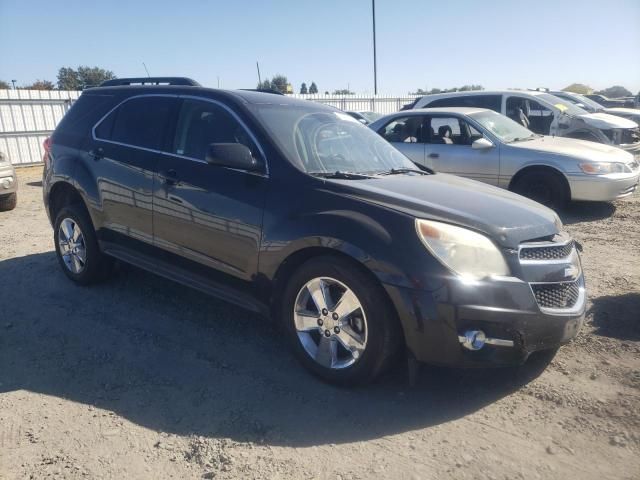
1, 0, 639, 94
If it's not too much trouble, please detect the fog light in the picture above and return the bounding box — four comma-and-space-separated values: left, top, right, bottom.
2, 177, 12, 189
460, 330, 486, 350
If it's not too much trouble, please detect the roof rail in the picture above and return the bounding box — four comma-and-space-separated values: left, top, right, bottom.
99, 77, 201, 87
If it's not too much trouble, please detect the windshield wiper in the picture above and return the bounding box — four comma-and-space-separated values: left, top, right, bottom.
378, 167, 432, 176
509, 135, 536, 143
309, 171, 376, 180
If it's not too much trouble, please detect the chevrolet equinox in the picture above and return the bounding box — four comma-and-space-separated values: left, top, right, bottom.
43, 77, 586, 385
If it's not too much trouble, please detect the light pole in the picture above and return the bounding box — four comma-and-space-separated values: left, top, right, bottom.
11, 80, 17, 90
372, 0, 377, 95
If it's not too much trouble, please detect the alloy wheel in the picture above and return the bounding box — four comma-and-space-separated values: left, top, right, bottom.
293, 276, 368, 369
58, 218, 87, 274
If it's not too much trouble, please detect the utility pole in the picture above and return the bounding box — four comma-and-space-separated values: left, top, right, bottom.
372, 0, 378, 95
11, 80, 17, 90
256, 61, 262, 86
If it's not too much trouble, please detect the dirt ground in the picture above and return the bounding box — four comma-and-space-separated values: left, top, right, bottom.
1, 166, 639, 480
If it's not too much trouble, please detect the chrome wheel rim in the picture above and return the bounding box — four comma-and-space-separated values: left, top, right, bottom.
58, 218, 87, 274
294, 276, 368, 369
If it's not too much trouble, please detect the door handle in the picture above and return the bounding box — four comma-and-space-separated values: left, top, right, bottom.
89, 147, 104, 161
428, 153, 439, 159
158, 169, 178, 185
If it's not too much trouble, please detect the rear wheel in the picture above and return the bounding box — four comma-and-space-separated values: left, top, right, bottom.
0, 192, 17, 211
511, 170, 568, 210
54, 204, 112, 284
281, 256, 401, 386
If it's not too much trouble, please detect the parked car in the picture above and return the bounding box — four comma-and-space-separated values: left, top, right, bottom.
411, 91, 640, 157
43, 77, 586, 385
584, 94, 632, 108
550, 91, 640, 125
0, 151, 17, 211
369, 108, 639, 208
345, 110, 383, 125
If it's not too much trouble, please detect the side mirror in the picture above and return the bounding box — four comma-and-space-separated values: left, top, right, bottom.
206, 143, 263, 172
472, 138, 494, 150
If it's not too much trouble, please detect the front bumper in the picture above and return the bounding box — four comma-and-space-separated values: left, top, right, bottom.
0, 165, 18, 196
384, 238, 586, 367
568, 171, 639, 201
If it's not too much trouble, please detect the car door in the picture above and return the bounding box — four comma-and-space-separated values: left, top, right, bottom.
376, 115, 426, 165
152, 97, 268, 281
90, 95, 178, 247
423, 114, 500, 185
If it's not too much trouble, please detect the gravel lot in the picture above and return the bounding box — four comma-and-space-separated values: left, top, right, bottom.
1, 167, 639, 480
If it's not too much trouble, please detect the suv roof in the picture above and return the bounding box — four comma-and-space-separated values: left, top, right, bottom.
88, 77, 322, 109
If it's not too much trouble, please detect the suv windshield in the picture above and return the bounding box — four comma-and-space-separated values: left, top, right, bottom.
469, 110, 536, 143
534, 93, 589, 116
252, 104, 416, 174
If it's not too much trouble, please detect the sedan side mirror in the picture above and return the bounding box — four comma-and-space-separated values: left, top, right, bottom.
472, 138, 494, 150
206, 143, 263, 172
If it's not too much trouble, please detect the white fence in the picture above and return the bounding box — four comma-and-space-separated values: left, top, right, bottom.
291, 93, 418, 114
0, 89, 80, 165
0, 90, 417, 165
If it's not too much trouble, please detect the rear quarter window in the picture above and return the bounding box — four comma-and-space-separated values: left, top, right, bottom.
52, 94, 116, 147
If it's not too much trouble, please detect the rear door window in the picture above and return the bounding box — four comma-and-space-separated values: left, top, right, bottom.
95, 96, 176, 151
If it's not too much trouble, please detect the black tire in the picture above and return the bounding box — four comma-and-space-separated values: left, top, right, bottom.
0, 192, 17, 211
54, 204, 113, 285
280, 256, 401, 386
511, 170, 568, 210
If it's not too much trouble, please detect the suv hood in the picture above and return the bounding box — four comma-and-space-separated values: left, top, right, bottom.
509, 136, 634, 164
334, 174, 559, 249
578, 112, 638, 129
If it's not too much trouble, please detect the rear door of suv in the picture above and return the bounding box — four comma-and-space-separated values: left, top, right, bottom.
90, 95, 179, 247
151, 97, 268, 281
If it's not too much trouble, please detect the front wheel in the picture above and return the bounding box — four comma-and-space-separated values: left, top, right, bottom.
511, 171, 568, 210
281, 256, 401, 386
0, 192, 17, 211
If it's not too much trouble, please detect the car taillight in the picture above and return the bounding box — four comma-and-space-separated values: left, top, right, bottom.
43, 137, 51, 167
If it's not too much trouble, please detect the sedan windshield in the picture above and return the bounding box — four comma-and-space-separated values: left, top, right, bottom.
252, 104, 417, 175
469, 110, 536, 143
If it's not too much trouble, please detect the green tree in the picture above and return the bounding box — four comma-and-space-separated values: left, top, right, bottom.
77, 66, 116, 87
269, 74, 289, 94
0, 80, 10, 89
57, 67, 79, 90
562, 83, 592, 94
596, 85, 632, 98
300, 82, 308, 94
24, 79, 55, 90
57, 66, 116, 90
257, 79, 272, 90
332, 89, 354, 95
309, 82, 318, 94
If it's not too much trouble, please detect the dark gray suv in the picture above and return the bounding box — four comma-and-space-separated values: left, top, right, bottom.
43, 77, 585, 385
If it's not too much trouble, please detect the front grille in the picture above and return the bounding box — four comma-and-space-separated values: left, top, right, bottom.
520, 241, 574, 261
531, 281, 581, 309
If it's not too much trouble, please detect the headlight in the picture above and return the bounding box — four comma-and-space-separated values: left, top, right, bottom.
415, 219, 510, 280
578, 162, 630, 174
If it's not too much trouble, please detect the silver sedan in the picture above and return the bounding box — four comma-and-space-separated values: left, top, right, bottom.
368, 107, 640, 208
